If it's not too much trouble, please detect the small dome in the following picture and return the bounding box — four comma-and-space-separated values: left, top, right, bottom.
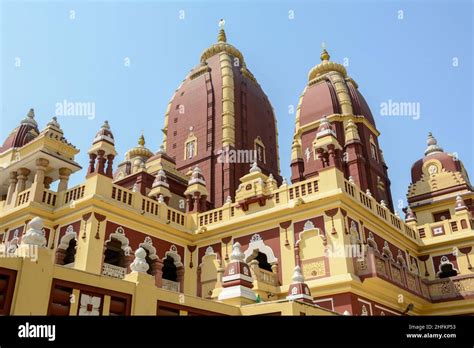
0, 108, 39, 153
298, 49, 375, 127
93, 120, 114, 145
126, 134, 154, 160
411, 133, 463, 183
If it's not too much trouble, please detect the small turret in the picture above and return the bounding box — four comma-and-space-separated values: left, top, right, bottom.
218, 242, 256, 305
87, 121, 117, 178
287, 266, 313, 303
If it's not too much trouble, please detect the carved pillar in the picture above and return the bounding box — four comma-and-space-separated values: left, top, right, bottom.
6, 171, 18, 204
106, 154, 115, 178
43, 176, 53, 189
96, 150, 106, 175
34, 158, 49, 187
32, 158, 50, 201
16, 168, 31, 192
58, 168, 72, 191
87, 153, 97, 175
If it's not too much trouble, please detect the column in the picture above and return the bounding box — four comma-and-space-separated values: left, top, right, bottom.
96, 150, 106, 175
43, 176, 53, 189
6, 171, 18, 204
87, 153, 97, 175
58, 168, 72, 191
105, 154, 114, 178
31, 158, 49, 202
16, 168, 31, 192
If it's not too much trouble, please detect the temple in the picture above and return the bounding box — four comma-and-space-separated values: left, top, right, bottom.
0, 27, 472, 316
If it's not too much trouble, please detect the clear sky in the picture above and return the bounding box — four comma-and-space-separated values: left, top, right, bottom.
1, 0, 472, 214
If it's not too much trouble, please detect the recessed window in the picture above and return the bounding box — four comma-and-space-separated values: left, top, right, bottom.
433, 210, 451, 222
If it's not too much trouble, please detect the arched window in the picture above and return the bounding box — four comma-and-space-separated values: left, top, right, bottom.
56, 225, 77, 266
162, 255, 177, 281
104, 239, 126, 268
437, 256, 459, 278
254, 252, 272, 272
63, 239, 77, 265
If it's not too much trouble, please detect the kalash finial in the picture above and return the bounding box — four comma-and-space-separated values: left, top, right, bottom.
218, 19, 227, 43
138, 132, 145, 147
424, 132, 443, 156
320, 48, 330, 61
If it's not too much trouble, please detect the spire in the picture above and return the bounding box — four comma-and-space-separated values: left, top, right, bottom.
218, 242, 257, 305
320, 48, 330, 61
21, 108, 38, 128
217, 19, 227, 43
424, 132, 443, 156
138, 133, 145, 147
93, 120, 115, 145
292, 265, 305, 283
46, 116, 61, 130
287, 266, 313, 303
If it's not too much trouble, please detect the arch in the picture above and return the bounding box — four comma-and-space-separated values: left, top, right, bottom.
437, 256, 459, 278
139, 236, 158, 260
139, 236, 158, 276
164, 244, 183, 267
105, 226, 131, 255
103, 226, 131, 269
162, 255, 178, 281
296, 226, 326, 262
243, 233, 278, 264
58, 225, 77, 250
63, 239, 77, 265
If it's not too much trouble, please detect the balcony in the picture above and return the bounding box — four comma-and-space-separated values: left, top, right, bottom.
428, 275, 474, 302
161, 279, 180, 292
355, 248, 474, 302
102, 263, 127, 279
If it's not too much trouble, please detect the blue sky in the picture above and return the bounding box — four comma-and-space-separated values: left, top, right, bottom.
1, 0, 472, 213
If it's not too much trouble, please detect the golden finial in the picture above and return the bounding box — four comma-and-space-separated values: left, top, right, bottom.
218, 19, 227, 43
321, 48, 330, 61
138, 132, 145, 146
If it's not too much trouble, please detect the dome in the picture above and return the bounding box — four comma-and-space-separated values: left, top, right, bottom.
93, 120, 114, 145
125, 134, 154, 161
0, 108, 39, 153
411, 133, 464, 183
162, 25, 281, 207
297, 49, 375, 127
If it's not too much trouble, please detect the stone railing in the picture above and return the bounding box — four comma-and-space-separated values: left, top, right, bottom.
16, 189, 31, 207
427, 275, 474, 302
355, 248, 474, 302
101, 263, 127, 279
254, 268, 279, 287
248, 260, 279, 287
41, 189, 57, 207
343, 179, 419, 242
162, 279, 180, 292
64, 184, 85, 204
355, 248, 430, 300
416, 216, 473, 239
197, 176, 320, 228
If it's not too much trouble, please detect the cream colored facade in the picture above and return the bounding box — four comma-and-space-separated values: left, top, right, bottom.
0, 30, 473, 317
